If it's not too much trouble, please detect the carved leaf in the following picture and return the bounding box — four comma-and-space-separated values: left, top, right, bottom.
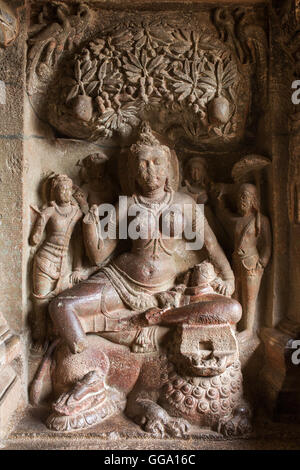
173, 83, 191, 92
221, 62, 237, 89
123, 63, 141, 73
98, 61, 107, 81
82, 63, 98, 84
179, 29, 192, 42
112, 31, 133, 46
127, 52, 142, 69
81, 60, 92, 75
148, 55, 164, 73
198, 77, 216, 88
178, 87, 192, 101
170, 44, 191, 54
173, 68, 193, 83
66, 84, 79, 102
100, 108, 115, 123
135, 36, 147, 49
184, 59, 190, 77
75, 60, 82, 82
141, 49, 148, 67
150, 28, 173, 45
85, 81, 99, 96
133, 30, 144, 41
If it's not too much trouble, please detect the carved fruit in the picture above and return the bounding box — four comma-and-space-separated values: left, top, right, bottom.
72, 95, 93, 122
207, 95, 230, 126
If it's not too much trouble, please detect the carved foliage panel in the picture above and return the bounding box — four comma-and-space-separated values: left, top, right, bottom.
27, 3, 268, 148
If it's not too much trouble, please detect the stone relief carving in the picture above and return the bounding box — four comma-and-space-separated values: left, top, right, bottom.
25, 4, 271, 147
28, 123, 253, 437
29, 174, 86, 353
213, 155, 272, 338
181, 156, 231, 252
76, 152, 118, 209
48, 20, 245, 144
24, 3, 273, 440
27, 2, 91, 95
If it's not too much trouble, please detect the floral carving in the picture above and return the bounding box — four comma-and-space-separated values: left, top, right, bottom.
53, 19, 243, 143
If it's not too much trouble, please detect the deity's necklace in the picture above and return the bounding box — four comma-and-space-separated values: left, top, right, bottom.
54, 203, 73, 218
137, 190, 172, 211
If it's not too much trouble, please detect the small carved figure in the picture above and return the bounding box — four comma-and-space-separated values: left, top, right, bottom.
183, 157, 210, 204
75, 152, 117, 211
30, 174, 84, 353
214, 183, 272, 337
183, 156, 231, 254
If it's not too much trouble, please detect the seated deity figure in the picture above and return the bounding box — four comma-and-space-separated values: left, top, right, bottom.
48, 123, 238, 356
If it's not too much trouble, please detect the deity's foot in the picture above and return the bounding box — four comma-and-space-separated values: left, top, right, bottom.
52, 370, 105, 416
131, 327, 158, 353
46, 371, 125, 432
46, 396, 121, 432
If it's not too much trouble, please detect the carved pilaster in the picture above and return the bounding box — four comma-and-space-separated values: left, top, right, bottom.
0, 312, 23, 442
260, 0, 300, 421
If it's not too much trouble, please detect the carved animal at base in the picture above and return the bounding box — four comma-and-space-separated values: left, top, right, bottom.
45, 299, 251, 438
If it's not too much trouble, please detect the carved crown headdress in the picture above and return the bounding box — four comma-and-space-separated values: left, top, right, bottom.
49, 174, 72, 201
51, 174, 72, 190
130, 122, 169, 155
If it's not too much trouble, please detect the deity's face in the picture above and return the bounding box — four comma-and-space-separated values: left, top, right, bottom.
135, 145, 169, 192
189, 163, 208, 187
55, 182, 72, 204
237, 189, 253, 216
86, 161, 106, 181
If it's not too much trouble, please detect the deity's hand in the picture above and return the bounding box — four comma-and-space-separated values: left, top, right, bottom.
211, 277, 235, 297
257, 259, 265, 270
211, 183, 227, 204
30, 233, 41, 246
83, 204, 99, 224
145, 308, 164, 325
73, 187, 88, 213
70, 270, 86, 285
